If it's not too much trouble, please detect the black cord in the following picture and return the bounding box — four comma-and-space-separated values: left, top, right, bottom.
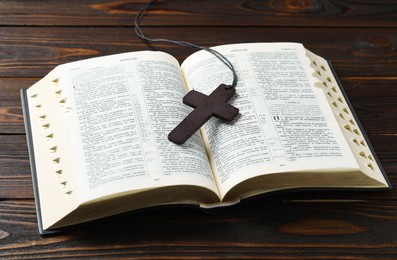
134, 0, 238, 89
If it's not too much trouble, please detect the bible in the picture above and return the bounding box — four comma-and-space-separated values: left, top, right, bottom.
21, 42, 391, 234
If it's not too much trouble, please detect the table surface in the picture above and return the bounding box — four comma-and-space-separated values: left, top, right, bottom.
1, 0, 396, 258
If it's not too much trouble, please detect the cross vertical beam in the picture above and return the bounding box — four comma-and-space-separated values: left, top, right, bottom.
168, 84, 239, 144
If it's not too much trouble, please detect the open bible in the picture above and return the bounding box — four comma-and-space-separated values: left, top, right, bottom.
21, 42, 391, 234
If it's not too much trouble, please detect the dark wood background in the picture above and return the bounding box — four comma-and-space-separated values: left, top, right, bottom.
1, 0, 396, 258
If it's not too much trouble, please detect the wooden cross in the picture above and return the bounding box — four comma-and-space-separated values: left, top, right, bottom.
168, 84, 239, 144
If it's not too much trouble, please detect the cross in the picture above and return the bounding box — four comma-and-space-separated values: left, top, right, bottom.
168, 84, 239, 144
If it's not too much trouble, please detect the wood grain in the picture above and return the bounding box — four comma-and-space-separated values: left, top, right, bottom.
0, 199, 396, 258
0, 0, 396, 257
0, 0, 396, 27
0, 27, 396, 77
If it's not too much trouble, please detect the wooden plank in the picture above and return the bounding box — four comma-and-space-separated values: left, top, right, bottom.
0, 27, 396, 78
0, 134, 395, 200
354, 103, 397, 135
0, 0, 396, 27
0, 78, 37, 134
340, 77, 397, 103
0, 135, 32, 199
0, 199, 396, 258
0, 0, 394, 257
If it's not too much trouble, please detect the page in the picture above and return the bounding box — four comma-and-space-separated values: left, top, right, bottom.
56, 51, 218, 202
181, 42, 359, 198
26, 68, 81, 230
306, 50, 389, 186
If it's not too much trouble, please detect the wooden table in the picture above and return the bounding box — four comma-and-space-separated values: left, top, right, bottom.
1, 0, 396, 258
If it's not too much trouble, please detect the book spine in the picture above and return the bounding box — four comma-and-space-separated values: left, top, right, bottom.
199, 198, 240, 209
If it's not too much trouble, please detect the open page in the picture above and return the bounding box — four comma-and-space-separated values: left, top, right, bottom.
306, 50, 389, 187
181, 43, 359, 199
41, 51, 219, 203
